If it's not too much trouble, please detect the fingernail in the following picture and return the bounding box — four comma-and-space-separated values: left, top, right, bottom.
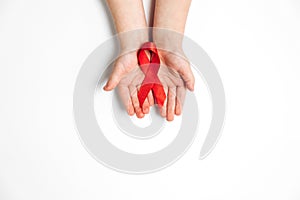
137, 114, 144, 119
189, 85, 194, 91
127, 107, 134, 115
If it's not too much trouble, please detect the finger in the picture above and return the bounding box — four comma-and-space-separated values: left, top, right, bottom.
159, 86, 168, 118
142, 98, 150, 114
167, 87, 176, 121
178, 64, 195, 91
118, 86, 134, 116
129, 85, 144, 118
104, 62, 126, 91
175, 86, 186, 116
147, 91, 154, 106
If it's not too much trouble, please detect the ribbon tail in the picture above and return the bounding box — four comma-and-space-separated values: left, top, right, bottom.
137, 84, 153, 107
152, 84, 166, 107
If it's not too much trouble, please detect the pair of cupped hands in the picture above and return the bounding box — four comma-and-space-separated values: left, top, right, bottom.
103, 38, 195, 121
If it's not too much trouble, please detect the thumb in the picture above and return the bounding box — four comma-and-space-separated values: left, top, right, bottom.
103, 62, 126, 91
178, 64, 195, 91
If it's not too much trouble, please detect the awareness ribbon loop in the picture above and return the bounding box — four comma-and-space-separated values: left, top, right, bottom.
137, 42, 166, 107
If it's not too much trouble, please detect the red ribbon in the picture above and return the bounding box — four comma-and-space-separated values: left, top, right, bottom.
137, 42, 166, 107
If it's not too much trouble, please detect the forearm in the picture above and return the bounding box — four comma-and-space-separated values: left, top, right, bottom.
106, 0, 148, 50
153, 0, 191, 33
152, 0, 191, 52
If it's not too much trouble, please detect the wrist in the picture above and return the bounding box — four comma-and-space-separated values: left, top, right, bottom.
118, 28, 149, 54
152, 28, 184, 55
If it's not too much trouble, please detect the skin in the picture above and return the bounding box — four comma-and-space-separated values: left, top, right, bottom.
104, 0, 195, 121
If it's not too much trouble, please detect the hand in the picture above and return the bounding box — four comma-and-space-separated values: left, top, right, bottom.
157, 49, 195, 121
103, 51, 153, 119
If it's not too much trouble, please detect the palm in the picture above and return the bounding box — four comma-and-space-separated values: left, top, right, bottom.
107, 52, 150, 118
155, 51, 191, 120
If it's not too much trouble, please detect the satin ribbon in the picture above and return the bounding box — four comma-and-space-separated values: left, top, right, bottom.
137, 42, 166, 107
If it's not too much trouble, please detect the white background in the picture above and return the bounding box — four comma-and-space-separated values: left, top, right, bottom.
0, 0, 300, 199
